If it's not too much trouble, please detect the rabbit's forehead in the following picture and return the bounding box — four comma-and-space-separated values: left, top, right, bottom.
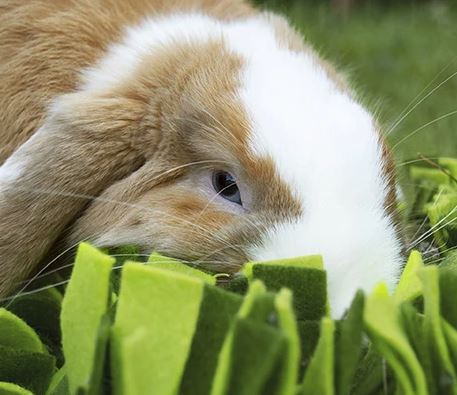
238, 54, 388, 215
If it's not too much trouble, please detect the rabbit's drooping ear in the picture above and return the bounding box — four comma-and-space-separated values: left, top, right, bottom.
0, 91, 155, 297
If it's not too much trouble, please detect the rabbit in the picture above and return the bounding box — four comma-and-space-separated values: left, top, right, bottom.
0, 0, 403, 317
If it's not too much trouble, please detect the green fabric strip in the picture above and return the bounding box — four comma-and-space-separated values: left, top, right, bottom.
179, 285, 243, 395
148, 252, 215, 284
246, 264, 327, 321
301, 317, 335, 395
0, 382, 33, 395
0, 308, 44, 353
364, 283, 427, 395
274, 289, 301, 395
0, 345, 55, 395
335, 290, 364, 395
112, 262, 204, 395
61, 242, 114, 394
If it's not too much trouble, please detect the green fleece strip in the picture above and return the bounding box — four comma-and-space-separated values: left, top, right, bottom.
148, 252, 215, 284
61, 243, 114, 395
441, 251, 457, 267
224, 274, 249, 295
88, 313, 112, 395
247, 264, 327, 321
179, 285, 243, 395
426, 187, 457, 250
224, 318, 286, 395
211, 280, 300, 395
443, 319, 457, 374
210, 281, 266, 395
395, 250, 425, 303
419, 266, 457, 393
0, 309, 44, 353
350, 346, 384, 395
401, 303, 436, 394
439, 264, 457, 329
438, 158, 457, 179
335, 290, 364, 395
243, 255, 323, 279
410, 166, 451, 187
8, 292, 63, 367
364, 283, 427, 395
45, 367, 69, 395
0, 382, 33, 395
301, 317, 335, 395
0, 345, 55, 395
297, 320, 321, 373
210, 280, 285, 395
274, 289, 301, 395
112, 262, 204, 395
237, 280, 267, 319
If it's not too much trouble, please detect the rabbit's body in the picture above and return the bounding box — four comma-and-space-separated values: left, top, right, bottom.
0, 0, 402, 317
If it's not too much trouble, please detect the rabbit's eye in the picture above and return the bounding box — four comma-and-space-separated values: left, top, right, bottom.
212, 171, 242, 205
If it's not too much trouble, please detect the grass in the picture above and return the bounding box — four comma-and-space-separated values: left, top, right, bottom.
258, 1, 457, 163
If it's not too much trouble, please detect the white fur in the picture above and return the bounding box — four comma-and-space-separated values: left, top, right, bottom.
0, 159, 24, 185
0, 130, 44, 194
0, 149, 26, 202
81, 13, 403, 317
0, 126, 48, 197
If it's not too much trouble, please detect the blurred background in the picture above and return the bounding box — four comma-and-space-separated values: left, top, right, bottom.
254, 0, 457, 167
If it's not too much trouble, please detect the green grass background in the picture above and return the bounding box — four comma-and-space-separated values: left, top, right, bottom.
257, 1, 457, 163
